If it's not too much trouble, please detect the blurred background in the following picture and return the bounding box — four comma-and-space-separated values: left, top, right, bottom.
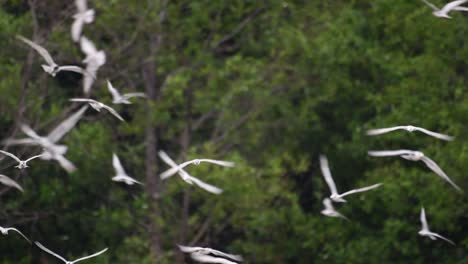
0, 0, 467, 263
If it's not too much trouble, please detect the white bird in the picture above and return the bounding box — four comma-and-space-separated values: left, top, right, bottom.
112, 153, 143, 185
419, 207, 455, 245
0, 150, 43, 169
321, 198, 349, 221
71, 0, 95, 42
158, 151, 223, 195
190, 253, 239, 264
35, 242, 108, 264
80, 36, 106, 95
160, 158, 234, 180
178, 245, 243, 262
17, 35, 91, 77
70, 98, 124, 121
107, 80, 147, 104
3, 106, 88, 173
0, 175, 24, 192
368, 150, 461, 191
319, 155, 382, 203
0, 226, 31, 243
366, 125, 454, 141
420, 0, 468, 18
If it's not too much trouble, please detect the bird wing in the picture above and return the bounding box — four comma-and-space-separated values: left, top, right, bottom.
452, 6, 468, 10
80, 36, 98, 56
72, 248, 108, 263
160, 160, 194, 180
101, 104, 125, 121
414, 127, 454, 141
25, 154, 45, 163
20, 124, 42, 139
441, 0, 468, 12
366, 126, 406, 136
367, 150, 413, 157
69, 98, 94, 103
340, 183, 383, 198
107, 80, 121, 101
47, 105, 88, 143
430, 232, 455, 245
207, 249, 243, 261
420, 0, 440, 11
322, 198, 334, 211
177, 245, 202, 253
112, 153, 126, 175
187, 175, 223, 195
0, 150, 21, 163
0, 175, 24, 192
71, 19, 84, 42
319, 155, 339, 195
420, 156, 461, 191
198, 159, 236, 167
16, 36, 55, 65
8, 228, 31, 243
121, 93, 147, 100
54, 155, 77, 173
75, 0, 87, 12
59, 66, 95, 79
420, 207, 429, 231
158, 151, 180, 168
190, 253, 238, 264
35, 242, 68, 263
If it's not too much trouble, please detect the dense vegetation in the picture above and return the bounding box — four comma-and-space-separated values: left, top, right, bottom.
0, 1, 466, 263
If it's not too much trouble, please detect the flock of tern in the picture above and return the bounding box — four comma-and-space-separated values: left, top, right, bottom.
0, 0, 465, 262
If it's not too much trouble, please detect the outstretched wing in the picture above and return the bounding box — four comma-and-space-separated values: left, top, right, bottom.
441, 0, 468, 12
0, 150, 21, 163
319, 155, 339, 196
190, 253, 237, 264
17, 36, 55, 65
71, 19, 84, 42
72, 248, 108, 263
107, 80, 121, 101
9, 228, 31, 243
431, 232, 455, 245
414, 127, 454, 141
101, 104, 125, 122
207, 248, 243, 261
420, 0, 439, 11
80, 36, 98, 56
420, 207, 429, 231
0, 175, 24, 192
75, 0, 88, 12
54, 155, 77, 173
340, 183, 383, 198
322, 198, 334, 211
20, 124, 42, 139
187, 175, 223, 195
198, 159, 235, 167
367, 150, 413, 157
366, 126, 406, 136
420, 156, 461, 191
25, 154, 45, 163
177, 245, 202, 253
121, 93, 147, 100
160, 160, 193, 180
112, 153, 126, 175
47, 105, 88, 143
35, 242, 68, 263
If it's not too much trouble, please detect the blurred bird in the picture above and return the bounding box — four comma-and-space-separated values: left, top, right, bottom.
71, 0, 95, 42
178, 245, 243, 263
420, 0, 468, 18
80, 36, 106, 95
3, 106, 88, 173
321, 198, 349, 221
0, 174, 24, 192
0, 226, 31, 243
0, 150, 43, 169
190, 253, 239, 264
366, 125, 454, 141
368, 150, 461, 191
112, 153, 143, 185
35, 242, 108, 264
17, 35, 91, 77
419, 207, 455, 245
158, 151, 223, 194
107, 80, 147, 104
70, 98, 124, 121
319, 155, 382, 202
160, 158, 234, 180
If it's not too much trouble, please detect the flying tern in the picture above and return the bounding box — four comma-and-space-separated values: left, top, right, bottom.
0, 150, 43, 169
0, 175, 24, 192
368, 150, 461, 191
3, 106, 88, 173
321, 198, 349, 221
35, 242, 108, 264
17, 35, 90, 77
366, 125, 454, 141
112, 153, 143, 185
190, 253, 239, 264
420, 0, 468, 18
107, 80, 147, 104
319, 155, 382, 202
178, 245, 243, 262
158, 151, 223, 194
70, 98, 124, 121
71, 0, 95, 42
419, 207, 455, 245
80, 36, 105, 95
0, 226, 31, 243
